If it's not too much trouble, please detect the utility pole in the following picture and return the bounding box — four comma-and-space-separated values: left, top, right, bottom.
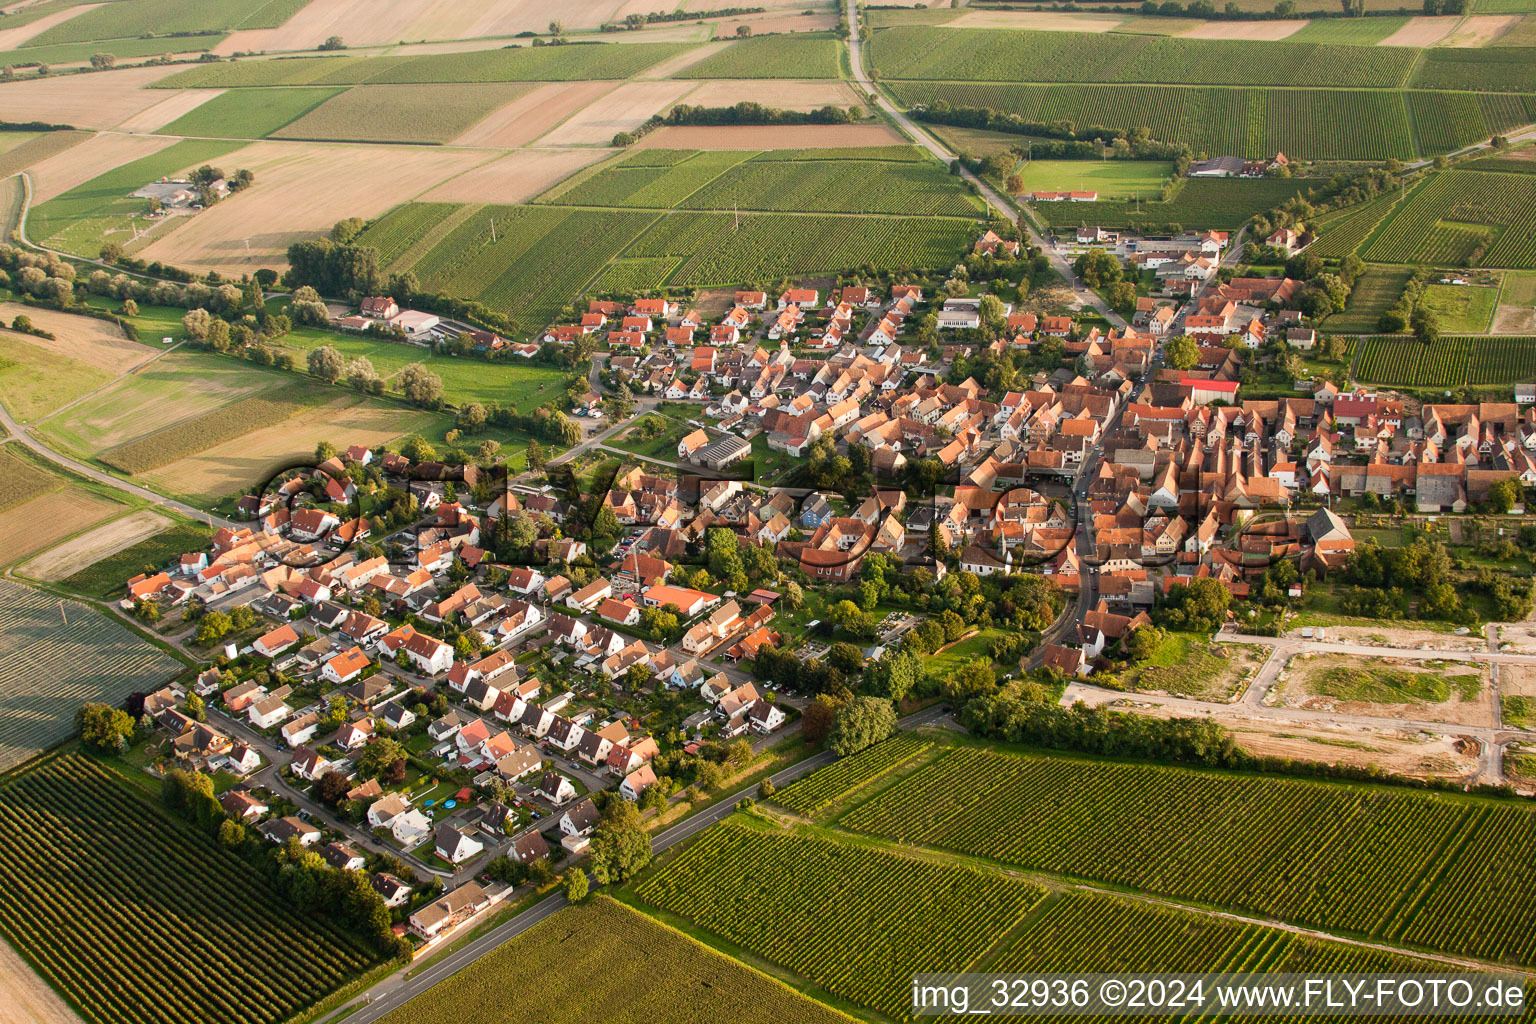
490, 216, 497, 244
58, 600, 66, 625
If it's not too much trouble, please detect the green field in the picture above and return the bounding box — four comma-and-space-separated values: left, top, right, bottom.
99, 389, 328, 475
1320, 265, 1413, 333
871, 26, 1419, 87
26, 0, 303, 45
830, 743, 1536, 967
1413, 46, 1536, 92
1033, 176, 1313, 230
892, 82, 1536, 160
1354, 334, 1536, 386
1286, 16, 1410, 43
1420, 281, 1499, 332
1363, 169, 1536, 268
156, 42, 695, 87
0, 131, 88, 182
773, 736, 933, 816
0, 581, 179, 771
636, 822, 1045, 1019
159, 87, 344, 139
1015, 158, 1170, 199
0, 34, 225, 68
59, 521, 213, 598
1310, 190, 1409, 261
376, 896, 855, 1024
0, 332, 115, 423
0, 442, 64, 512
271, 82, 534, 144
27, 138, 245, 257
0, 754, 381, 1024
674, 33, 842, 79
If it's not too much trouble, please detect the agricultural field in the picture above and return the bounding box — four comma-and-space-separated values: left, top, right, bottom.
158, 87, 344, 139
674, 33, 842, 79
58, 521, 213, 599
0, 334, 116, 424
1310, 192, 1408, 261
17, 509, 174, 583
1494, 273, 1536, 332
0, 582, 178, 772
835, 743, 1536, 967
0, 485, 130, 569
24, 0, 305, 47
0, 754, 381, 1024
1320, 265, 1413, 332
1411, 45, 1536, 92
26, 138, 245, 257
271, 83, 535, 145
1363, 169, 1536, 268
869, 26, 1420, 87
375, 896, 855, 1024
0, 442, 64, 512
1013, 158, 1171, 199
0, 34, 223, 69
0, 130, 89, 182
636, 822, 1045, 1019
890, 82, 1536, 160
1034, 176, 1313, 231
1420, 281, 1499, 332
156, 43, 696, 88
98, 389, 330, 475
773, 736, 933, 816
1354, 333, 1536, 385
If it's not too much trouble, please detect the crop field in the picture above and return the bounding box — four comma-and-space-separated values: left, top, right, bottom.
27, 138, 244, 257
0, 334, 115, 423
26, 0, 305, 46
1310, 192, 1407, 261
1320, 265, 1413, 333
674, 33, 842, 79
1034, 176, 1313, 230
1364, 170, 1536, 268
0, 581, 179, 771
774, 736, 933, 816
995, 890, 1456, 983
1354, 334, 1536, 386
0, 754, 380, 1024
0, 129, 88, 182
870, 26, 1419, 87
59, 522, 212, 599
834, 745, 1536, 966
895, 82, 1536, 160
1420, 282, 1499, 332
546, 149, 755, 208
1464, 146, 1536, 173
158, 43, 695, 88
1288, 16, 1410, 42
0, 35, 220, 69
1412, 46, 1536, 92
0, 484, 127, 569
589, 257, 684, 294
636, 823, 1045, 1019
98, 389, 328, 475
1013, 159, 1170, 198
0, 442, 64, 512
271, 83, 535, 144
158, 87, 343, 139
375, 896, 855, 1024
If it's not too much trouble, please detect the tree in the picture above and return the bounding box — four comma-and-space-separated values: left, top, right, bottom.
89, 52, 115, 69
308, 344, 344, 383
1164, 334, 1199, 371
562, 869, 589, 902
736, 23, 752, 35
1489, 477, 1523, 515
801, 695, 839, 745
397, 363, 445, 408
826, 696, 897, 756
1005, 173, 1024, 195
524, 439, 547, 472
358, 737, 406, 780
77, 703, 133, 753
185, 692, 206, 723
313, 770, 351, 808
319, 34, 346, 49
588, 798, 650, 884
218, 819, 245, 848
942, 659, 997, 702
182, 307, 212, 340
1104, 281, 1138, 318
1073, 248, 1123, 289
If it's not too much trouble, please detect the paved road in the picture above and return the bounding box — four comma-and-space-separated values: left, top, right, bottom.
844, 0, 1124, 329
337, 702, 953, 1024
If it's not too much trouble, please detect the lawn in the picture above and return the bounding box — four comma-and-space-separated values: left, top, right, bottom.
159, 87, 344, 139
608, 403, 696, 461
1016, 159, 1172, 200
1419, 281, 1499, 333
929, 627, 1012, 675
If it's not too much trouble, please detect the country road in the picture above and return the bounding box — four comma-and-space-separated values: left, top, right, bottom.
844, 0, 1125, 329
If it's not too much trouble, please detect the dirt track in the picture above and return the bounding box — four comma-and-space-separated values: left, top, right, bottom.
0, 938, 82, 1024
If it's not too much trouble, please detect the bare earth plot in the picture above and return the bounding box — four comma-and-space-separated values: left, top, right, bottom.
638, 40, 730, 78
1493, 273, 1536, 333
716, 12, 842, 34
423, 148, 609, 204
0, 489, 126, 567
1181, 19, 1307, 38
1379, 15, 1462, 45
0, 1, 99, 50
114, 89, 226, 134
216, 0, 629, 52
1293, 624, 1489, 650
0, 578, 179, 773
0, 65, 184, 130
540, 80, 699, 146
0, 303, 144, 373
134, 140, 487, 274
21, 133, 178, 204
17, 509, 172, 582
138, 395, 440, 503
634, 123, 907, 149
1443, 14, 1521, 45
1269, 652, 1495, 727
0, 935, 83, 1024
678, 78, 862, 111
945, 10, 1125, 30
450, 81, 616, 147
